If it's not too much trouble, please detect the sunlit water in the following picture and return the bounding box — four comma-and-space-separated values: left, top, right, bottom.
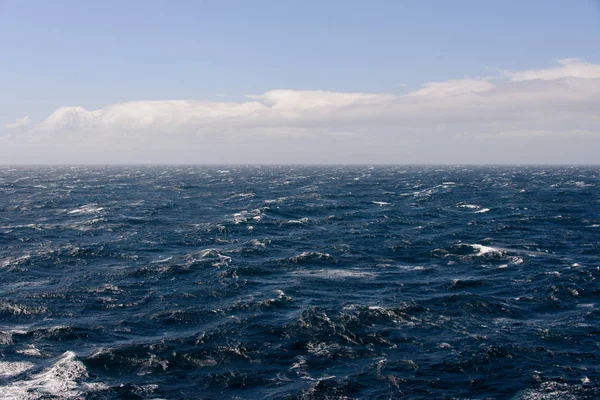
0, 165, 599, 399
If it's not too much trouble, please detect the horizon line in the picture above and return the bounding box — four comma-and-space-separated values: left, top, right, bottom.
2, 163, 599, 167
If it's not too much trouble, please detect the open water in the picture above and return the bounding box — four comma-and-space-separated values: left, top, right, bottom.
0, 165, 599, 399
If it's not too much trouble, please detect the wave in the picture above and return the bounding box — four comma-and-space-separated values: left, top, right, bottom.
293, 269, 376, 279
67, 204, 104, 215
0, 351, 106, 400
372, 201, 391, 206
232, 209, 263, 224
288, 251, 335, 264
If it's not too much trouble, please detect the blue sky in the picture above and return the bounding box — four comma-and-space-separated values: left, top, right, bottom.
1, 0, 600, 163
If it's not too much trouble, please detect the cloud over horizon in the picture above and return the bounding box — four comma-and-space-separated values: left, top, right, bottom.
3, 59, 600, 164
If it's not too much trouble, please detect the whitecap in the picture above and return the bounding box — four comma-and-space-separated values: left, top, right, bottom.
306, 341, 341, 357
458, 203, 480, 209
225, 192, 254, 201
294, 269, 376, 279
413, 188, 435, 198
16, 345, 43, 357
82, 218, 105, 225
68, 205, 104, 215
290, 252, 333, 263
515, 380, 583, 400
1, 254, 31, 268
0, 351, 104, 399
151, 256, 173, 264
0, 301, 48, 316
194, 249, 232, 268
290, 356, 306, 370
372, 201, 391, 206
0, 361, 35, 378
470, 244, 504, 256
397, 265, 426, 271
232, 209, 263, 224
286, 217, 309, 224
475, 208, 490, 213
510, 256, 524, 265
248, 239, 268, 247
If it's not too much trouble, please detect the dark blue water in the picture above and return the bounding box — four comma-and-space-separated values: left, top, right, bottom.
0, 166, 599, 399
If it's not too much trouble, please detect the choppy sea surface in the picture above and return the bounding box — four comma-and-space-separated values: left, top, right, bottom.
0, 165, 599, 400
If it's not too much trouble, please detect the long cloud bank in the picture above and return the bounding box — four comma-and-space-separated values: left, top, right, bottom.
3, 59, 600, 164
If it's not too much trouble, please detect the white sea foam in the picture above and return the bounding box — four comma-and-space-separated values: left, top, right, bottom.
397, 265, 426, 271
413, 188, 435, 198
151, 256, 173, 264
290, 252, 332, 263
1, 254, 31, 268
306, 341, 341, 357
0, 351, 106, 399
232, 209, 263, 224
290, 356, 306, 370
248, 239, 269, 247
458, 203, 480, 209
0, 301, 48, 316
82, 217, 105, 225
515, 381, 583, 400
294, 269, 376, 279
496, 256, 523, 268
16, 345, 44, 357
0, 361, 35, 378
372, 201, 391, 206
475, 208, 490, 213
470, 244, 504, 256
68, 205, 104, 215
286, 217, 309, 224
225, 192, 254, 201
510, 256, 524, 265
195, 249, 232, 267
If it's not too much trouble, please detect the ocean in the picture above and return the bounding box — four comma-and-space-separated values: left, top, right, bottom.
0, 165, 598, 399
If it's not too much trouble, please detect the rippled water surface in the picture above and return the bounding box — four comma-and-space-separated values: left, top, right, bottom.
1, 165, 599, 399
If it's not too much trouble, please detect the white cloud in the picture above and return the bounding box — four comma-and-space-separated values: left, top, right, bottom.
482, 129, 596, 139
2, 59, 600, 164
407, 79, 495, 98
5, 116, 31, 130
508, 58, 600, 81
248, 90, 396, 110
